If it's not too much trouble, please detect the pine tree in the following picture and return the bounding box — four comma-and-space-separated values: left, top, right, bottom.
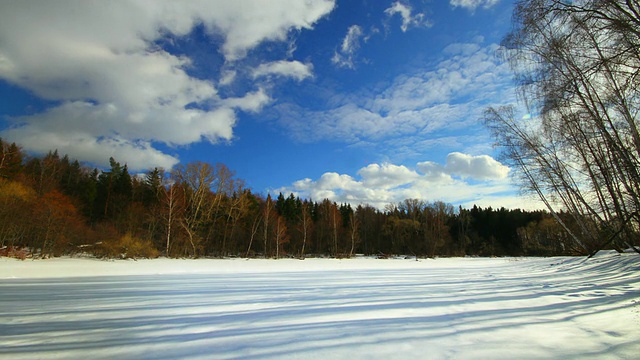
0, 139, 23, 180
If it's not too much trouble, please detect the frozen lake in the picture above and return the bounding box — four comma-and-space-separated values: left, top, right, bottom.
1, 255, 639, 359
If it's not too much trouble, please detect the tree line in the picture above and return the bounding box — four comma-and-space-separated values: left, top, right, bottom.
1, 138, 591, 259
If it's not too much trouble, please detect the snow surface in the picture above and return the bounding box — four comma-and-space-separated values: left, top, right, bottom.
1, 255, 639, 359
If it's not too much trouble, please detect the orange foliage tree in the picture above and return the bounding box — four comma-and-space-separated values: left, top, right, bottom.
35, 190, 87, 257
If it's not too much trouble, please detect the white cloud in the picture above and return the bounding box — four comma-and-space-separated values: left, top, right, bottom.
450, 0, 500, 11
0, 0, 335, 170
0, 126, 179, 170
417, 153, 509, 182
332, 25, 364, 69
316, 172, 361, 191
358, 163, 419, 189
208, 1, 336, 61
252, 60, 314, 81
274, 41, 515, 161
444, 152, 510, 180
279, 154, 535, 210
332, 2, 430, 69
221, 88, 271, 113
384, 2, 432, 32
219, 70, 237, 86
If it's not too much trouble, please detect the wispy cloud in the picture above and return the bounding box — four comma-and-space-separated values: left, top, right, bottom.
450, 0, 500, 11
252, 60, 314, 82
219, 70, 237, 86
332, 25, 365, 69
274, 41, 515, 160
384, 1, 432, 32
332, 2, 430, 69
0, 1, 335, 170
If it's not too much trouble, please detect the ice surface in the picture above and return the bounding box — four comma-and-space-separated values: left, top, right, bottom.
1, 256, 639, 359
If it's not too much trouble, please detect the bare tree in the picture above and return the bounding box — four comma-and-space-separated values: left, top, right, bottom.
216, 179, 248, 257
298, 201, 312, 259
274, 215, 289, 259
332, 203, 339, 256
174, 162, 216, 257
262, 194, 275, 258
486, 0, 640, 253
246, 212, 262, 258
160, 182, 184, 257
348, 212, 359, 258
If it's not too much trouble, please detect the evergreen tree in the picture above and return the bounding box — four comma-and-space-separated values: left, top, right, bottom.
0, 139, 23, 180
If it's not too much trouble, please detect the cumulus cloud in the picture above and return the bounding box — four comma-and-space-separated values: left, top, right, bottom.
384, 2, 432, 32
418, 152, 509, 181
332, 25, 364, 69
213, 1, 336, 61
0, 0, 335, 170
358, 163, 419, 189
252, 60, 314, 81
445, 152, 509, 179
450, 0, 500, 11
279, 153, 521, 209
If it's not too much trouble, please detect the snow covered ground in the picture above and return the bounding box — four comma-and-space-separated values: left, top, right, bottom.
1, 254, 639, 359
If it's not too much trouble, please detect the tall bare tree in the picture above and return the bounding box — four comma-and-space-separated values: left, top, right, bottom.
298, 201, 313, 259
262, 194, 275, 258
174, 162, 216, 257
348, 212, 359, 258
486, 0, 640, 253
274, 215, 289, 259
160, 182, 184, 257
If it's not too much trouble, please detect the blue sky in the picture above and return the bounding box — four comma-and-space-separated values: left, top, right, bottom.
0, 0, 541, 209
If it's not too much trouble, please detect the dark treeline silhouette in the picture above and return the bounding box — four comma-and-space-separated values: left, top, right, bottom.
1, 139, 586, 259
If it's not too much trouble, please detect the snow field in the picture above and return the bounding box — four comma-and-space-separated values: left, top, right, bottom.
1, 255, 639, 359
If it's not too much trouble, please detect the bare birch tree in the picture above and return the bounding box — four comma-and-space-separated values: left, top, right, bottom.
262, 194, 274, 258
160, 182, 184, 257
486, 0, 640, 253
298, 201, 312, 259
348, 212, 359, 258
174, 162, 216, 257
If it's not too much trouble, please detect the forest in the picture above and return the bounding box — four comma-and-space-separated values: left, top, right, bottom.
1, 138, 599, 260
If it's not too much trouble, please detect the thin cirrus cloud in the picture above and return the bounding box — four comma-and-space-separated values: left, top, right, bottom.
0, 0, 335, 170
252, 61, 314, 82
333, 2, 430, 69
384, 1, 432, 32
332, 25, 365, 69
279, 153, 513, 209
450, 0, 501, 11
274, 41, 514, 152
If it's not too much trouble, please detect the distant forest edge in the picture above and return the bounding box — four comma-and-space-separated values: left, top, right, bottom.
0, 138, 624, 260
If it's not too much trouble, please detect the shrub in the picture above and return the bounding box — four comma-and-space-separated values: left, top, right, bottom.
0, 246, 31, 260
95, 233, 159, 259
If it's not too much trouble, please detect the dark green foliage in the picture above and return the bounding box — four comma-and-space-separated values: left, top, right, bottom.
0, 139, 23, 180
94, 157, 133, 221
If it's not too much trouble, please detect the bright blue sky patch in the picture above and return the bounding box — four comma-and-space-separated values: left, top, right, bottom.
0, 0, 541, 209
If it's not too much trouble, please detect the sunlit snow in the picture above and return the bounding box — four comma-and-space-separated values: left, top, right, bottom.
1, 254, 639, 359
